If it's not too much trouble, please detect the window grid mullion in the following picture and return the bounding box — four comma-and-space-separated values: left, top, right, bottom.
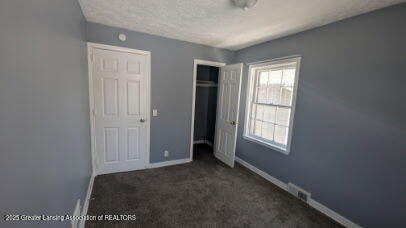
251, 71, 258, 135
265, 70, 270, 104
259, 69, 266, 137
252, 102, 292, 109
277, 69, 284, 106
251, 70, 260, 135
252, 70, 259, 103
252, 118, 289, 128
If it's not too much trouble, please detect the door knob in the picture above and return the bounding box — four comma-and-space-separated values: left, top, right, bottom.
230, 121, 237, 126
140, 118, 146, 123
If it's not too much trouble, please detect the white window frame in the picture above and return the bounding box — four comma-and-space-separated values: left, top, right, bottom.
243, 56, 301, 154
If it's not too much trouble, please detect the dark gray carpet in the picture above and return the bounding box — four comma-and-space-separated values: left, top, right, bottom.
86, 144, 342, 228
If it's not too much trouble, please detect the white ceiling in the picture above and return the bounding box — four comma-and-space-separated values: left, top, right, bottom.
78, 0, 405, 50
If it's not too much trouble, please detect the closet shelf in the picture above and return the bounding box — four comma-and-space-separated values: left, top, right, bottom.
196, 80, 217, 88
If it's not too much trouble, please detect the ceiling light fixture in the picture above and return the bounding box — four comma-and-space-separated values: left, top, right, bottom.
232, 0, 258, 10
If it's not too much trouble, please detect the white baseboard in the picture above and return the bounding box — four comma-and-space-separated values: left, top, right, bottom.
205, 140, 213, 147
235, 157, 287, 190
79, 173, 96, 228
308, 199, 360, 228
194, 140, 213, 147
148, 158, 191, 169
235, 157, 361, 228
71, 199, 81, 228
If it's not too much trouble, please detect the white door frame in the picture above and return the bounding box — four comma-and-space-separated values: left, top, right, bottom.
190, 59, 226, 161
87, 42, 151, 175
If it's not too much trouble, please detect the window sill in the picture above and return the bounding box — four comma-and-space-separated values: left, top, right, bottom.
243, 135, 290, 155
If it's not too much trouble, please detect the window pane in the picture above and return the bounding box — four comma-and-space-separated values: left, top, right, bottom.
256, 87, 267, 103
251, 104, 257, 119
274, 125, 288, 145
280, 87, 293, 106
259, 71, 269, 86
269, 70, 282, 84
262, 122, 275, 141
267, 84, 281, 104
256, 104, 264, 120
276, 107, 291, 126
282, 68, 295, 87
254, 120, 262, 136
263, 106, 276, 123
249, 119, 255, 135
268, 70, 282, 104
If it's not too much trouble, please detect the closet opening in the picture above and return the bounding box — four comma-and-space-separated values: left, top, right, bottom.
193, 64, 220, 160
190, 59, 226, 162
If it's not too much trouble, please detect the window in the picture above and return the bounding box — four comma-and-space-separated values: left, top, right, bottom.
244, 57, 301, 154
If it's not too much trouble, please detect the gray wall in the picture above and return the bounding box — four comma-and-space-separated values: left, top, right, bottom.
194, 66, 219, 143
86, 22, 234, 162
0, 0, 91, 227
234, 4, 406, 227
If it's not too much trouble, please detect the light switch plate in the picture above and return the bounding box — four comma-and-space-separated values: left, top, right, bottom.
152, 109, 158, 116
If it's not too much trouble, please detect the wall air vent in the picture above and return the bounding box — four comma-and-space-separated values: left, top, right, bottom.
287, 183, 311, 203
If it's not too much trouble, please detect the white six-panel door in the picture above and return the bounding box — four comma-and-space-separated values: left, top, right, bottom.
91, 46, 150, 174
214, 63, 243, 167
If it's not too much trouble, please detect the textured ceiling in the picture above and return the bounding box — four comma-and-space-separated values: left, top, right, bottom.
78, 0, 405, 50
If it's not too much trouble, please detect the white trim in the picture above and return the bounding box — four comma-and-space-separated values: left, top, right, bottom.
71, 199, 81, 228
87, 42, 151, 175
148, 158, 191, 169
308, 199, 360, 228
246, 54, 302, 66
243, 56, 302, 154
235, 157, 287, 190
193, 140, 213, 147
79, 173, 96, 228
190, 59, 226, 161
235, 157, 361, 228
243, 135, 289, 155
196, 84, 217, 88
205, 140, 213, 147
87, 44, 96, 175
88, 42, 151, 55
